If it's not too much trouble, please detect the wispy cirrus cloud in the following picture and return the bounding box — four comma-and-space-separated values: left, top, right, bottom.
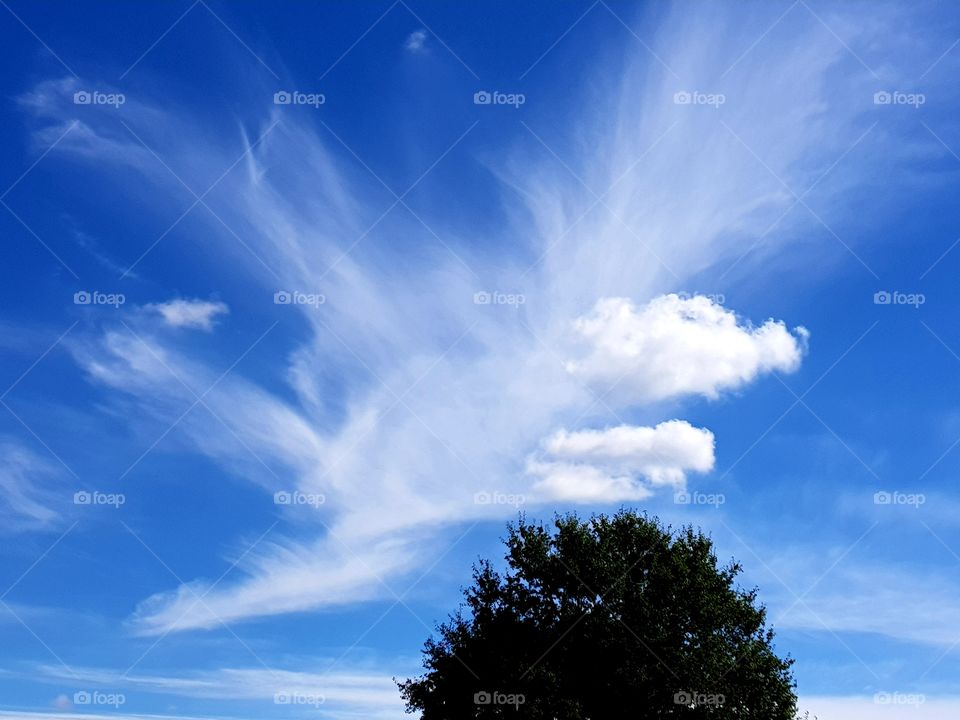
775, 561, 960, 648
800, 696, 960, 719
15, 0, 897, 635
0, 439, 63, 532
30, 663, 407, 719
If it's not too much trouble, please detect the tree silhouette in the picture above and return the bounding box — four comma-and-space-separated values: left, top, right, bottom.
399, 510, 796, 718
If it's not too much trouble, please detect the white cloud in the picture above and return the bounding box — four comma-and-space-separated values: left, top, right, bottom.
149, 299, 229, 331
130, 534, 420, 634
528, 461, 650, 503
0, 714, 217, 720
18, 0, 899, 632
404, 29, 428, 53
529, 420, 715, 502
0, 439, 61, 531
31, 663, 408, 720
10, 698, 960, 720
800, 696, 960, 719
774, 562, 960, 647
566, 295, 807, 403
71, 329, 325, 489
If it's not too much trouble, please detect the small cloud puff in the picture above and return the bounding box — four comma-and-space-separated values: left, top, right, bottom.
149, 298, 228, 331
404, 29, 428, 53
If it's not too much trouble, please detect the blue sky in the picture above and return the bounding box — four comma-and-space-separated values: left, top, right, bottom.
1, 0, 960, 718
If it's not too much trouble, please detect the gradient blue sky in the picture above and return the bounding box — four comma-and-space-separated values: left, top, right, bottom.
2, 1, 960, 718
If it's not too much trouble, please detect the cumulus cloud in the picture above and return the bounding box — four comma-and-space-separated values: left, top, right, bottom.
530, 420, 715, 502
148, 299, 228, 331
529, 462, 649, 503
566, 295, 808, 403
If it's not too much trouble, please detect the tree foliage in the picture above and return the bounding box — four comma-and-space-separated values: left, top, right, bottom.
399, 510, 797, 718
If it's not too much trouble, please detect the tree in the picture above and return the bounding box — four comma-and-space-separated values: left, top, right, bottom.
399, 510, 797, 718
